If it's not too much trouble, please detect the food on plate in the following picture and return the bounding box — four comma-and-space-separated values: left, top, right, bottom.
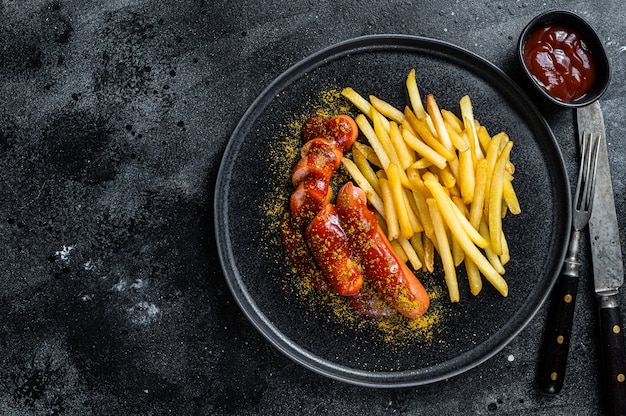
306, 204, 364, 296
340, 69, 520, 302
281, 68, 521, 316
335, 182, 430, 319
281, 112, 429, 319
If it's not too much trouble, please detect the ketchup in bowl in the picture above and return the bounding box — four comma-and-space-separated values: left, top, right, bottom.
523, 24, 596, 102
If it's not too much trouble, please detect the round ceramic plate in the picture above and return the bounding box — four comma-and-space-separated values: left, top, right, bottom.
214, 35, 571, 387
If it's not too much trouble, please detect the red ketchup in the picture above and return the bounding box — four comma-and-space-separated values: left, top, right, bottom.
523, 24, 596, 102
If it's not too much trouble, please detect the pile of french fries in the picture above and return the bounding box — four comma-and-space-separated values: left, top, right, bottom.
340, 69, 521, 303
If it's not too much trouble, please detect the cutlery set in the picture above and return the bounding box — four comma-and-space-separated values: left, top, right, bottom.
539, 101, 626, 415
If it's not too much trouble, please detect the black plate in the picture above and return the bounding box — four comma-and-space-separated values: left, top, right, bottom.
214, 35, 571, 387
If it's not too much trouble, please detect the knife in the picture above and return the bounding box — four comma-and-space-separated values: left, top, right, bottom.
579, 101, 626, 416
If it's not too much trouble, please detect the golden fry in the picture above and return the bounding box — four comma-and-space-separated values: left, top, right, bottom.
352, 143, 382, 196
353, 141, 382, 168
427, 198, 459, 303
459, 95, 484, 163
388, 163, 414, 240
410, 233, 426, 267
488, 141, 513, 256
422, 235, 435, 273
406, 68, 427, 119
404, 187, 424, 233
355, 114, 391, 169
465, 257, 482, 296
403, 129, 448, 170
406, 168, 435, 240
423, 174, 508, 296
341, 158, 385, 215
341, 70, 519, 302
426, 94, 454, 153
398, 236, 423, 270
405, 109, 456, 161
458, 148, 475, 205
441, 109, 464, 133
370, 95, 405, 124
379, 177, 400, 240
341, 87, 372, 115
444, 120, 470, 152
469, 159, 489, 229
389, 121, 415, 170
480, 221, 506, 275
503, 173, 521, 215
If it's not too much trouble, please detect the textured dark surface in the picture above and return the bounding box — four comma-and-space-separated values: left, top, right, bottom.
1, 1, 625, 415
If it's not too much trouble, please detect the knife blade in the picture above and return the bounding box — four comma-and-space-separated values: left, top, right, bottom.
578, 101, 626, 416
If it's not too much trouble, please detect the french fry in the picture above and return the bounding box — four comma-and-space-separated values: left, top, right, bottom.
398, 236, 423, 270
355, 114, 391, 169
406, 68, 427, 119
389, 121, 415, 170
370, 95, 405, 124
427, 198, 459, 302
341, 70, 520, 303
444, 120, 470, 152
410, 233, 426, 268
451, 196, 469, 266
341, 158, 385, 215
372, 109, 400, 166
468, 159, 489, 229
483, 132, 505, 216
476, 125, 492, 155
341, 87, 372, 116
379, 177, 400, 240
458, 148, 475, 205
406, 168, 435, 240
441, 109, 464, 134
405, 108, 456, 162
503, 173, 521, 215
432, 165, 457, 189
352, 143, 382, 196
387, 163, 414, 240
353, 142, 382, 168
426, 94, 454, 153
480, 221, 506, 275
403, 187, 424, 234
411, 158, 433, 170
429, 176, 490, 250
465, 257, 482, 296
488, 141, 513, 256
500, 229, 511, 266
390, 239, 408, 263
403, 129, 448, 170
459, 95, 484, 163
423, 173, 508, 296
422, 235, 435, 273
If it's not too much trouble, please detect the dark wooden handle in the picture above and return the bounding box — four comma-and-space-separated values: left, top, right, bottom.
598, 301, 626, 416
537, 273, 579, 394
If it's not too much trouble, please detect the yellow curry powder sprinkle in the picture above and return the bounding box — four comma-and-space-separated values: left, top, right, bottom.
258, 86, 442, 347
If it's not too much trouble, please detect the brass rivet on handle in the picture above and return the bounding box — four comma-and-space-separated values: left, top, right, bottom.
617, 374, 625, 383
556, 335, 565, 344
564, 294, 573, 303
550, 372, 558, 381
613, 325, 621, 334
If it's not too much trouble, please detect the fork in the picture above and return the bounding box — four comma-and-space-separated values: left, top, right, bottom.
537, 131, 600, 394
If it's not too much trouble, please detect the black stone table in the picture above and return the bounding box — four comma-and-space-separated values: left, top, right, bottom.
1, 1, 625, 414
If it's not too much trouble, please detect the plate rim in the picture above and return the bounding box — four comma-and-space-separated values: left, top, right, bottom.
214, 34, 572, 387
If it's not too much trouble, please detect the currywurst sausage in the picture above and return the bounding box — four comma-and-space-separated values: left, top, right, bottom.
305, 204, 364, 296
335, 182, 430, 318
